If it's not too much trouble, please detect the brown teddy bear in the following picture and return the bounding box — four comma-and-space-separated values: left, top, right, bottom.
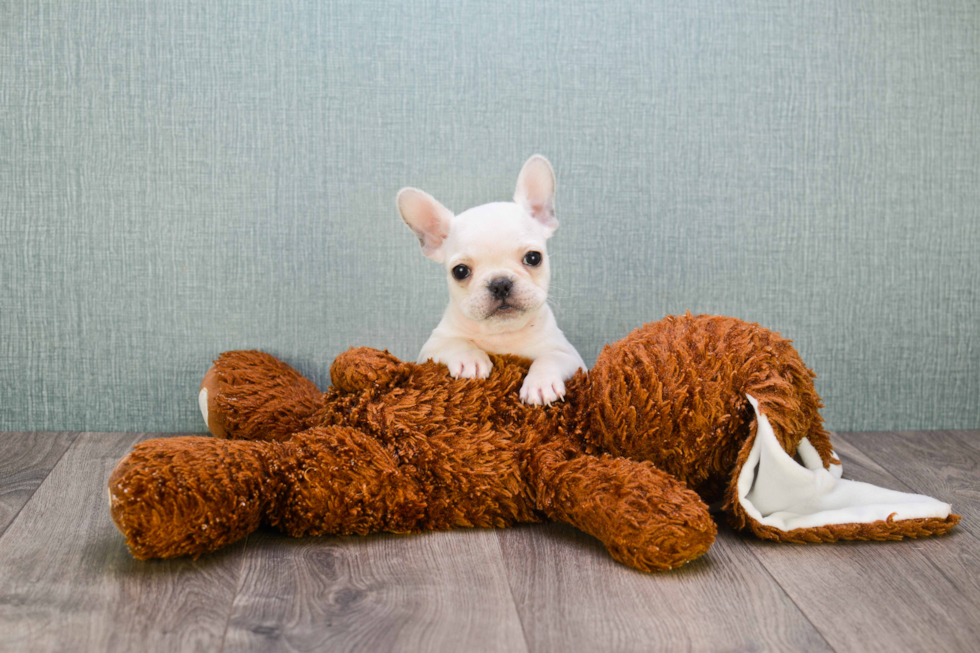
108, 314, 958, 572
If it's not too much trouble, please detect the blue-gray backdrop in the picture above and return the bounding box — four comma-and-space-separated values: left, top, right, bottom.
2, 0, 978, 432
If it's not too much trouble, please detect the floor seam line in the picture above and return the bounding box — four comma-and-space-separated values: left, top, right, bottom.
495, 530, 534, 653
217, 533, 251, 653
744, 543, 839, 653
0, 431, 81, 545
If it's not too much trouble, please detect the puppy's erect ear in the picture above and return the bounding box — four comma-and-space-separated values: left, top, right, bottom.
397, 188, 453, 263
514, 155, 557, 235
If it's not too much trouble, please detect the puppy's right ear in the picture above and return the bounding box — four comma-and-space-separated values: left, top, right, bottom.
397, 188, 453, 263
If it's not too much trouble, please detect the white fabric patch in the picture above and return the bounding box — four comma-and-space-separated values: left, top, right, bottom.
198, 387, 209, 426
737, 395, 951, 531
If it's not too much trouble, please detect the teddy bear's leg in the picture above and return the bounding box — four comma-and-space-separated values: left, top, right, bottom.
727, 395, 959, 542
529, 446, 716, 572
269, 425, 428, 537
109, 426, 430, 560
109, 436, 285, 559
200, 350, 325, 441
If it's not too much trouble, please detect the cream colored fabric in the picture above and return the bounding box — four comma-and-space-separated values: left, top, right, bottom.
737, 396, 952, 531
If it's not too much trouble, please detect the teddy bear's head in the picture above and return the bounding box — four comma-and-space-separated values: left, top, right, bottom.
584, 314, 825, 503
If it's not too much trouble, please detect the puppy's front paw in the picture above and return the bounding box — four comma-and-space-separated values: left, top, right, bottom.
444, 349, 493, 380
520, 372, 566, 406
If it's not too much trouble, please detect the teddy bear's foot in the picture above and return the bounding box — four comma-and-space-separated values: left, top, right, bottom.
535, 454, 716, 572
200, 350, 325, 441
329, 347, 411, 393
728, 395, 959, 542
109, 436, 284, 559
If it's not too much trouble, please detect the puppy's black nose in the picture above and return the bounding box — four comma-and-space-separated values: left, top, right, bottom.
488, 277, 513, 300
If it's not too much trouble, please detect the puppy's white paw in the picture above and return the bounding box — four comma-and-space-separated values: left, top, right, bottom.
520, 372, 566, 406
445, 349, 493, 380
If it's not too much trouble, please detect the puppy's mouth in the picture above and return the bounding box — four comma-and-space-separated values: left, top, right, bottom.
487, 301, 524, 318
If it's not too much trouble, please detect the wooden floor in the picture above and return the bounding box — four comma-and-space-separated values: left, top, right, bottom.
0, 431, 977, 652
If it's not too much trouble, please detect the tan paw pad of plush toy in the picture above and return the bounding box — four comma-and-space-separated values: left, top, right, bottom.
108, 314, 958, 572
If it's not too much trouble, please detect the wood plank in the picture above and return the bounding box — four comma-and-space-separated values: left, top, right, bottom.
223, 528, 529, 653
842, 429, 980, 538
739, 432, 980, 653
497, 520, 832, 652
0, 432, 78, 536
0, 432, 246, 653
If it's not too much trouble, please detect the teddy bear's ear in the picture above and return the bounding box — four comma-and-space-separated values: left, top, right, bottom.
727, 395, 958, 541
397, 187, 453, 263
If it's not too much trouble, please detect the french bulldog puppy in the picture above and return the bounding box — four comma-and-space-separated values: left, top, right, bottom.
397, 155, 586, 405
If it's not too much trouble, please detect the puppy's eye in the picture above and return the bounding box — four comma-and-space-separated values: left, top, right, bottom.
523, 251, 542, 267
451, 264, 471, 281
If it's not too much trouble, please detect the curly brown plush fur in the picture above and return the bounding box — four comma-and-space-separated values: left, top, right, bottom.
108, 314, 958, 571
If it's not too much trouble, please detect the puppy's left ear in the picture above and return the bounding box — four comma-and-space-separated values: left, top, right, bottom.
514, 155, 557, 235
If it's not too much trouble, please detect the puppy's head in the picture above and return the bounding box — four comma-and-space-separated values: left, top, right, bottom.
398, 155, 558, 325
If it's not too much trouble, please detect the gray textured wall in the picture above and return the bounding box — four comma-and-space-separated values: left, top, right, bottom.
2, 0, 978, 433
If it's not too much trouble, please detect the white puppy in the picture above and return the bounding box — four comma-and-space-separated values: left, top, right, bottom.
397, 155, 586, 405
